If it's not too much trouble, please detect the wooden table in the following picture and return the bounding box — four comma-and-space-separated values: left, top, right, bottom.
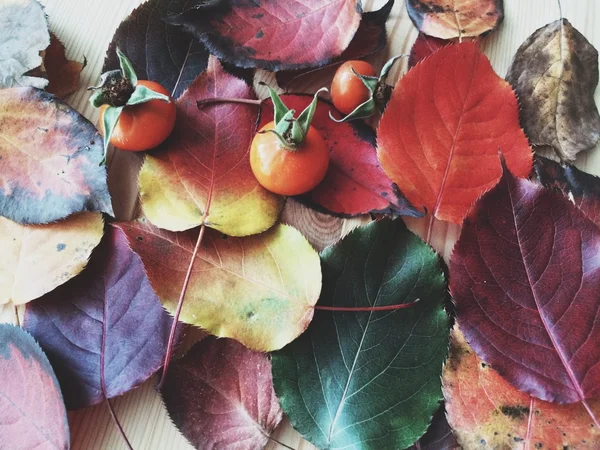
13, 0, 600, 448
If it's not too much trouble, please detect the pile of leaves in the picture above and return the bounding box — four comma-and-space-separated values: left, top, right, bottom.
1, 0, 600, 449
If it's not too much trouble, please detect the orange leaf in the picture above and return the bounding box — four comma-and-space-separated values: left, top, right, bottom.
377, 42, 532, 224
444, 328, 600, 449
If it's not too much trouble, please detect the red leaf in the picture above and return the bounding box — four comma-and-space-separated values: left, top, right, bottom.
0, 324, 69, 450
378, 42, 532, 224
450, 166, 600, 414
165, 0, 362, 71
408, 403, 459, 450
408, 33, 453, 68
23, 226, 174, 409
260, 95, 422, 217
161, 336, 282, 449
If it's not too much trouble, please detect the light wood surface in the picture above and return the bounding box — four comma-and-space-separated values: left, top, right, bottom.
4, 0, 599, 449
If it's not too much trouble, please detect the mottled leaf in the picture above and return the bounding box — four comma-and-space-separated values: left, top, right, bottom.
161, 336, 282, 449
378, 42, 532, 224
272, 220, 450, 450
0, 87, 113, 224
139, 56, 282, 235
22, 226, 173, 410
444, 328, 600, 449
507, 19, 600, 161
406, 0, 503, 39
260, 95, 421, 218
117, 219, 321, 352
103, 0, 209, 99
166, 0, 362, 71
450, 166, 600, 409
0, 324, 69, 450
0, 212, 103, 306
0, 0, 50, 89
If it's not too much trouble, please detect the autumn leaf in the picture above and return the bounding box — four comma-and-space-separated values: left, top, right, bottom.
271, 220, 450, 450
103, 0, 209, 99
0, 324, 69, 450
161, 336, 282, 449
506, 19, 600, 161
260, 95, 422, 218
407, 403, 459, 450
117, 219, 321, 352
276, 0, 394, 90
0, 212, 103, 306
444, 328, 600, 449
0, 88, 113, 224
408, 33, 451, 68
22, 226, 173, 410
450, 165, 600, 415
378, 42, 532, 225
139, 56, 282, 236
406, 0, 503, 39
534, 155, 600, 226
42, 34, 85, 98
0, 0, 50, 89
165, 0, 362, 71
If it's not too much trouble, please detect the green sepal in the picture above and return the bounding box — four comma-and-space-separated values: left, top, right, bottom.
101, 105, 124, 164
353, 69, 379, 93
292, 87, 328, 143
267, 86, 290, 124
275, 109, 295, 136
126, 85, 171, 106
88, 70, 124, 108
329, 97, 376, 123
116, 47, 137, 85
259, 129, 297, 151
378, 55, 405, 82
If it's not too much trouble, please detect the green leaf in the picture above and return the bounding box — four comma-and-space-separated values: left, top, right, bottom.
126, 84, 171, 106
101, 105, 123, 163
116, 47, 137, 85
271, 219, 450, 450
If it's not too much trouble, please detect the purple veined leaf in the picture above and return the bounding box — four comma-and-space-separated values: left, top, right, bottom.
408, 403, 459, 450
23, 225, 174, 409
0, 324, 70, 450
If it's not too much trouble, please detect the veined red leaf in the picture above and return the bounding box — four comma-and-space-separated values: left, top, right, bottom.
0, 88, 113, 224
161, 336, 283, 449
23, 226, 174, 409
0, 324, 70, 450
378, 42, 532, 224
117, 219, 322, 352
450, 166, 600, 412
165, 0, 362, 71
444, 328, 600, 448
260, 95, 422, 218
406, 0, 503, 39
408, 33, 451, 68
139, 56, 282, 235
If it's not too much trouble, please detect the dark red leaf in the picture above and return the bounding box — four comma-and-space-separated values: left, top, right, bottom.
450, 165, 600, 414
260, 94, 422, 217
165, 0, 362, 71
409, 403, 459, 450
276, 0, 393, 90
0, 87, 113, 224
161, 336, 283, 449
23, 226, 173, 410
0, 324, 69, 450
408, 33, 452, 68
103, 0, 209, 99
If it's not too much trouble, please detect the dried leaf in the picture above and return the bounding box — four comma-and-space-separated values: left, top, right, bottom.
272, 220, 450, 449
165, 0, 362, 71
406, 0, 503, 39
23, 226, 173, 409
0, 0, 50, 89
450, 165, 600, 409
444, 328, 600, 449
0, 87, 113, 224
260, 95, 422, 217
0, 212, 103, 306
507, 19, 600, 161
42, 34, 84, 98
103, 0, 209, 99
161, 336, 282, 449
139, 56, 282, 235
378, 42, 532, 224
117, 220, 321, 352
0, 324, 69, 450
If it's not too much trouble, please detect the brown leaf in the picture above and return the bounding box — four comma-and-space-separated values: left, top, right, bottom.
507, 19, 600, 161
42, 34, 84, 98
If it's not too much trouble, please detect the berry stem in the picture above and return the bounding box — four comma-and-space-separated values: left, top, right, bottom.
314, 299, 420, 312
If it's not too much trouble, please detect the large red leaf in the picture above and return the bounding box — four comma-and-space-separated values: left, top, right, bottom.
165, 0, 362, 71
0, 88, 113, 224
23, 226, 173, 409
378, 42, 532, 224
408, 33, 451, 68
260, 95, 422, 218
450, 166, 600, 413
0, 324, 70, 450
161, 336, 282, 449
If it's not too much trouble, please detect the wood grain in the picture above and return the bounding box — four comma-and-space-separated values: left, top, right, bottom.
3, 0, 600, 449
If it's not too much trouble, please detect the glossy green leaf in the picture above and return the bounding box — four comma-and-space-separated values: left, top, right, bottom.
271, 219, 450, 450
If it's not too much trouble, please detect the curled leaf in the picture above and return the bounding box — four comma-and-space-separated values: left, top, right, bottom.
42, 34, 84, 98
